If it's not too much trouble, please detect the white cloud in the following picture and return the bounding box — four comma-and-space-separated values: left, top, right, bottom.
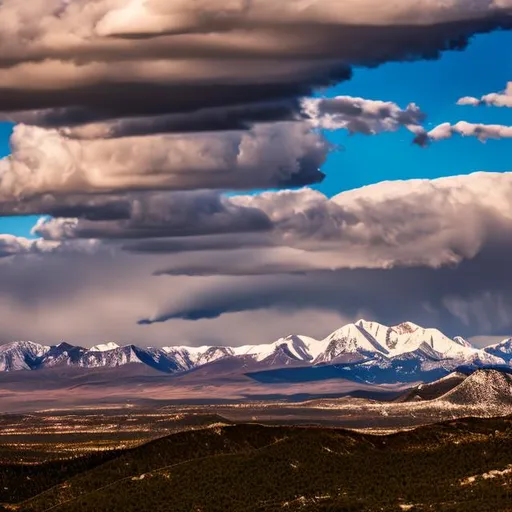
416, 120, 512, 144
457, 81, 512, 108
0, 122, 327, 202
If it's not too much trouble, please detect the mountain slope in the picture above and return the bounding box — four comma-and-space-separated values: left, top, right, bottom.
397, 372, 469, 402
435, 369, 512, 407
0, 320, 510, 384
0, 341, 50, 371
485, 339, 512, 363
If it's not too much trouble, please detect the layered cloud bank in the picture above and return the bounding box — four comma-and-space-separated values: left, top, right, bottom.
0, 97, 427, 210
1, 0, 512, 346
1, 172, 511, 342
29, 172, 512, 271
0, 0, 510, 148
0, 0, 511, 120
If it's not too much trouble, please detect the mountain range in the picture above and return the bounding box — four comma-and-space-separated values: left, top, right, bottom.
2, 320, 512, 384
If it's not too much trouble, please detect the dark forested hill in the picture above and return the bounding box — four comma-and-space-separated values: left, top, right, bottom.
3, 416, 512, 512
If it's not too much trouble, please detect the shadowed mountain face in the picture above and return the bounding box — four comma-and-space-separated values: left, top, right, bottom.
0, 320, 510, 387
397, 372, 469, 402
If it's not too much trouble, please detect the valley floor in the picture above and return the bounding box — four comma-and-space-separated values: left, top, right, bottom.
0, 395, 510, 463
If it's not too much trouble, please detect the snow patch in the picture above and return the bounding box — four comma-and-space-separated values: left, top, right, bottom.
89, 342, 120, 352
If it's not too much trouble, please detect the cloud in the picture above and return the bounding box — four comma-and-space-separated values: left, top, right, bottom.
120, 171, 512, 331
150, 173, 512, 271
7, 172, 512, 343
0, 235, 57, 258
30, 172, 512, 275
414, 120, 512, 145
0, 0, 510, 213
2, 236, 512, 344
457, 81, 512, 107
303, 96, 426, 135
2, 1, 512, 347
121, 233, 272, 255
0, 194, 135, 221
0, 0, 510, 124
8, 95, 426, 140
0, 122, 327, 205
0, 93, 431, 209
33, 191, 273, 240
0, 247, 347, 346
0, 236, 508, 348
414, 81, 512, 145
137, 234, 512, 338
4, 100, 305, 138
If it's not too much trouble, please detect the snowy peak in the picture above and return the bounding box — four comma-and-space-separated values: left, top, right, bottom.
163, 345, 234, 367
195, 346, 234, 366
1, 321, 511, 382
0, 340, 49, 354
232, 334, 324, 363
0, 341, 50, 372
315, 321, 478, 365
318, 322, 390, 362
80, 345, 142, 368
90, 342, 120, 352
484, 338, 512, 363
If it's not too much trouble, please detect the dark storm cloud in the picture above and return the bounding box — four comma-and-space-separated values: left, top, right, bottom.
0, 0, 510, 126
119, 171, 512, 336
2, 226, 512, 342
0, 1, 509, 206
59, 100, 305, 139
33, 191, 273, 240
19, 95, 423, 140
33, 172, 512, 273
138, 230, 512, 338
0, 194, 133, 221
4, 169, 512, 342
120, 233, 273, 254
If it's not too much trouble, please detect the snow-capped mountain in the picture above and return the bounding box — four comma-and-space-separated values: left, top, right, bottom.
90, 342, 120, 352
316, 320, 479, 363
484, 338, 512, 363
1, 320, 510, 383
0, 341, 50, 371
232, 335, 322, 365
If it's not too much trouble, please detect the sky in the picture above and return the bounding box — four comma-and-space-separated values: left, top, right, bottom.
318, 30, 512, 195
3, 31, 512, 237
1, 0, 512, 348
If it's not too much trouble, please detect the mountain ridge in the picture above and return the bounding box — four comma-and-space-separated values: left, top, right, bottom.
1, 319, 511, 383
